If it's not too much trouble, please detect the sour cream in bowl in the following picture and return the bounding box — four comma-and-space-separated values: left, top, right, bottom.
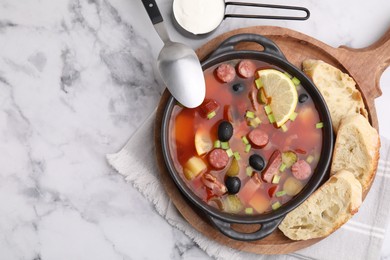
173, 0, 225, 36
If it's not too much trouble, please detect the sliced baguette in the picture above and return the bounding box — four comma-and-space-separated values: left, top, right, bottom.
302, 59, 368, 132
331, 113, 380, 192
279, 170, 362, 240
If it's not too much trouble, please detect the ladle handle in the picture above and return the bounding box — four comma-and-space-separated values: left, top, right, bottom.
141, 0, 170, 43
225, 2, 310, 21
141, 0, 163, 24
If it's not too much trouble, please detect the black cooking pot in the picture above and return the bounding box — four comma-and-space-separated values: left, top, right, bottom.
161, 34, 333, 241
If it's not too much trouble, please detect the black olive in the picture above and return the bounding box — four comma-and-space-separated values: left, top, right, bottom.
225, 176, 241, 194
232, 83, 244, 93
249, 154, 265, 171
218, 121, 233, 142
299, 93, 309, 103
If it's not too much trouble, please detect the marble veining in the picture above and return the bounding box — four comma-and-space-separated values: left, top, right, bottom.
0, 0, 389, 259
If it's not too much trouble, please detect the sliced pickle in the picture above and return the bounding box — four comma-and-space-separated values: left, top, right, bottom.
223, 195, 243, 213
226, 158, 239, 177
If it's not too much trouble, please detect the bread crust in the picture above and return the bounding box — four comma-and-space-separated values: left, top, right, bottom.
303, 59, 368, 132
278, 170, 362, 240
331, 114, 380, 193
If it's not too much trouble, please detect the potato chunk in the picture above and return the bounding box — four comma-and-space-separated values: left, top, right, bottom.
183, 156, 207, 180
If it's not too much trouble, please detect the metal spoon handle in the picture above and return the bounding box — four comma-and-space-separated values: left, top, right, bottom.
141, 0, 170, 43
141, 0, 163, 24
225, 2, 310, 20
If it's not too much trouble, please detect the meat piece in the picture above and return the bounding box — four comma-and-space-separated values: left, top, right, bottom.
292, 160, 312, 180
216, 63, 236, 83
202, 173, 227, 196
237, 60, 256, 78
198, 99, 219, 118
239, 175, 262, 202
261, 150, 282, 183
208, 148, 229, 169
252, 172, 263, 184
248, 129, 269, 148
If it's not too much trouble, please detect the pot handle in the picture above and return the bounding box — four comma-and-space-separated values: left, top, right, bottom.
208, 215, 284, 241
207, 34, 286, 60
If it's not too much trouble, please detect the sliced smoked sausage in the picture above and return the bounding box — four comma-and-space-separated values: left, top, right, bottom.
261, 150, 282, 183
208, 148, 229, 169
216, 63, 236, 83
291, 160, 312, 180
237, 60, 256, 78
248, 129, 269, 148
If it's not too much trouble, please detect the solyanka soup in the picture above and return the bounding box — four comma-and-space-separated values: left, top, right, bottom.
167, 59, 323, 215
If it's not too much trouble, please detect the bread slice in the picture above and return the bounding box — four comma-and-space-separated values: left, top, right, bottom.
331, 113, 380, 192
279, 170, 362, 240
302, 59, 368, 132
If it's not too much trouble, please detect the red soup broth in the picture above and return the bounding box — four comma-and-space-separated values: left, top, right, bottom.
168, 59, 323, 215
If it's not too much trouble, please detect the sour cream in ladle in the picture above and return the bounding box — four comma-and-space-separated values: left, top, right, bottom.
173, 0, 225, 35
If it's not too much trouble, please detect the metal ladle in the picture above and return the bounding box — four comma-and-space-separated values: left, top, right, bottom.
141, 0, 205, 108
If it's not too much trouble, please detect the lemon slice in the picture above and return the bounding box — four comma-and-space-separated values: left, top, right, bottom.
195, 128, 212, 156
257, 69, 298, 127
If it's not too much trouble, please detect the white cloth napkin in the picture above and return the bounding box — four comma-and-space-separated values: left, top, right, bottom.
107, 110, 390, 260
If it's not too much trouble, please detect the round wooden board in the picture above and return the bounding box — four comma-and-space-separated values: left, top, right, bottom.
155, 26, 390, 254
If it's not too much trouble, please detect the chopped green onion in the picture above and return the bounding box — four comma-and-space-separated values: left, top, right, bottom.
289, 112, 298, 121
245, 207, 254, 214
245, 144, 251, 153
253, 117, 261, 124
280, 124, 288, 132
316, 122, 324, 129
249, 120, 257, 128
226, 148, 234, 157
207, 111, 216, 119
242, 136, 249, 145
258, 88, 268, 104
292, 77, 301, 86
272, 175, 281, 184
264, 105, 272, 115
214, 140, 221, 148
246, 166, 253, 176
249, 117, 261, 128
279, 163, 287, 172
306, 155, 314, 164
284, 72, 292, 78
233, 151, 241, 160
246, 110, 255, 119
276, 190, 286, 197
272, 201, 281, 210
268, 114, 275, 124
221, 142, 229, 150
255, 78, 263, 89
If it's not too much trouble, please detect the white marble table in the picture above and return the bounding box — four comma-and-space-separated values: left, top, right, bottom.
0, 0, 389, 259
